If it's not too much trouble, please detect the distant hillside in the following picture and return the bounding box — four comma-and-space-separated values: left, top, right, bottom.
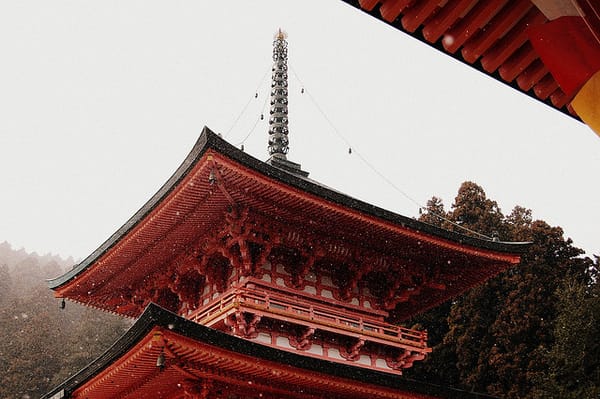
0, 241, 130, 399
0, 241, 74, 270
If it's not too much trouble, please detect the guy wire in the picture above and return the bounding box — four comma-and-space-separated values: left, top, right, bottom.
289, 64, 493, 241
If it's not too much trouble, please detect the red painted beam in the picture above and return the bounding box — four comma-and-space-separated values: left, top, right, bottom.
498, 42, 538, 82
422, 0, 477, 43
516, 60, 548, 91
577, 0, 600, 42
461, 0, 532, 63
550, 89, 571, 108
358, 0, 381, 11
443, 0, 509, 53
380, 0, 412, 22
401, 0, 442, 33
481, 8, 546, 73
534, 74, 559, 100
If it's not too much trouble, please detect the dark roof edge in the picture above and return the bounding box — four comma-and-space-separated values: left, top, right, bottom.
42, 303, 497, 399
49, 127, 529, 290
218, 136, 531, 254
47, 127, 215, 289
40, 305, 160, 399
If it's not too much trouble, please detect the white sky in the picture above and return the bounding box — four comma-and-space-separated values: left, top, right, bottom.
0, 1, 598, 260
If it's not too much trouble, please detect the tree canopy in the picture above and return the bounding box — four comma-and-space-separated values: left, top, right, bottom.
406, 181, 599, 398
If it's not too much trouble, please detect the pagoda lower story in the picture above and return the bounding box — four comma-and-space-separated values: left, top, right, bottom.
43, 303, 494, 399
189, 271, 429, 374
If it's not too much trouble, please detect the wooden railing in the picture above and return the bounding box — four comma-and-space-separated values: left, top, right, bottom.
192, 282, 428, 351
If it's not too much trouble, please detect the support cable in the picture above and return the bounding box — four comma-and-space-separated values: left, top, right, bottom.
224, 68, 270, 139
235, 87, 270, 148
289, 65, 493, 241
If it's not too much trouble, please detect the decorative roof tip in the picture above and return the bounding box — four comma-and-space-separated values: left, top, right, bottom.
275, 28, 287, 40
266, 29, 309, 178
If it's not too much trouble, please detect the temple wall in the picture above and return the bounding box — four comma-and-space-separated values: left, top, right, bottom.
253, 260, 380, 313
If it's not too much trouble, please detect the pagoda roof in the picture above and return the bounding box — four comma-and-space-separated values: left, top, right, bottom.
42, 303, 497, 399
340, 0, 589, 123
49, 127, 528, 318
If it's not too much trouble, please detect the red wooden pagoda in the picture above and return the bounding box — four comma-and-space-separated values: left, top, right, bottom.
43, 31, 528, 399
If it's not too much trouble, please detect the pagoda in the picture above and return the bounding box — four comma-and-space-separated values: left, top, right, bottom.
43, 31, 528, 399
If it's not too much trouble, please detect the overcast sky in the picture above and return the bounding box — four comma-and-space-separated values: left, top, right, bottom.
1, 1, 598, 261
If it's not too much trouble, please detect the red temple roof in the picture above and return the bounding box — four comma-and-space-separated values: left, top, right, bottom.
41, 303, 497, 399
341, 0, 600, 129
48, 128, 528, 321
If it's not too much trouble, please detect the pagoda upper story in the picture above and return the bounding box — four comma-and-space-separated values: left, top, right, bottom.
49, 127, 527, 373
49, 32, 528, 376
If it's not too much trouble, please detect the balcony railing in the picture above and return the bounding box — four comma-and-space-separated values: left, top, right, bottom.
191, 279, 428, 352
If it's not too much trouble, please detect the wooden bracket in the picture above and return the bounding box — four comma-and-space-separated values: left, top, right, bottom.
181, 378, 213, 399
339, 257, 373, 301
290, 247, 321, 288
289, 327, 315, 351
386, 350, 426, 370
225, 311, 261, 339
340, 338, 365, 361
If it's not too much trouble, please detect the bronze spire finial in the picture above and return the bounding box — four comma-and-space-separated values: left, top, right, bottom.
266, 30, 309, 177
268, 29, 289, 159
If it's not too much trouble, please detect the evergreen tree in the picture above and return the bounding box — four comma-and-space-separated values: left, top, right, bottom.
448, 181, 507, 239
485, 222, 590, 398
405, 181, 595, 398
418, 196, 448, 228
49, 306, 131, 387
407, 196, 459, 385
0, 263, 11, 305
533, 257, 600, 398
11, 256, 41, 292
0, 285, 62, 398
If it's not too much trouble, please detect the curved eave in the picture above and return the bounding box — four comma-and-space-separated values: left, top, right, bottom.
47, 127, 211, 290
49, 126, 529, 292
42, 303, 497, 399
341, 0, 581, 122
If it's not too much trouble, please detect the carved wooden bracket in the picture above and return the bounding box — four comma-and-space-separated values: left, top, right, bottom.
385, 350, 426, 370
172, 269, 204, 311
195, 207, 282, 281
181, 378, 213, 399
225, 311, 261, 339
288, 247, 323, 288
289, 327, 315, 351
340, 338, 365, 361
338, 256, 373, 301
423, 264, 447, 291
169, 205, 438, 315
127, 277, 180, 313
381, 264, 429, 310
381, 272, 406, 310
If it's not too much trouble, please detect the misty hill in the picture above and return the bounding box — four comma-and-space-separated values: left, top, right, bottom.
0, 242, 130, 399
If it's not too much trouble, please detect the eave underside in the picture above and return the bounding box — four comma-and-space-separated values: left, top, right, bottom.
342, 0, 581, 121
